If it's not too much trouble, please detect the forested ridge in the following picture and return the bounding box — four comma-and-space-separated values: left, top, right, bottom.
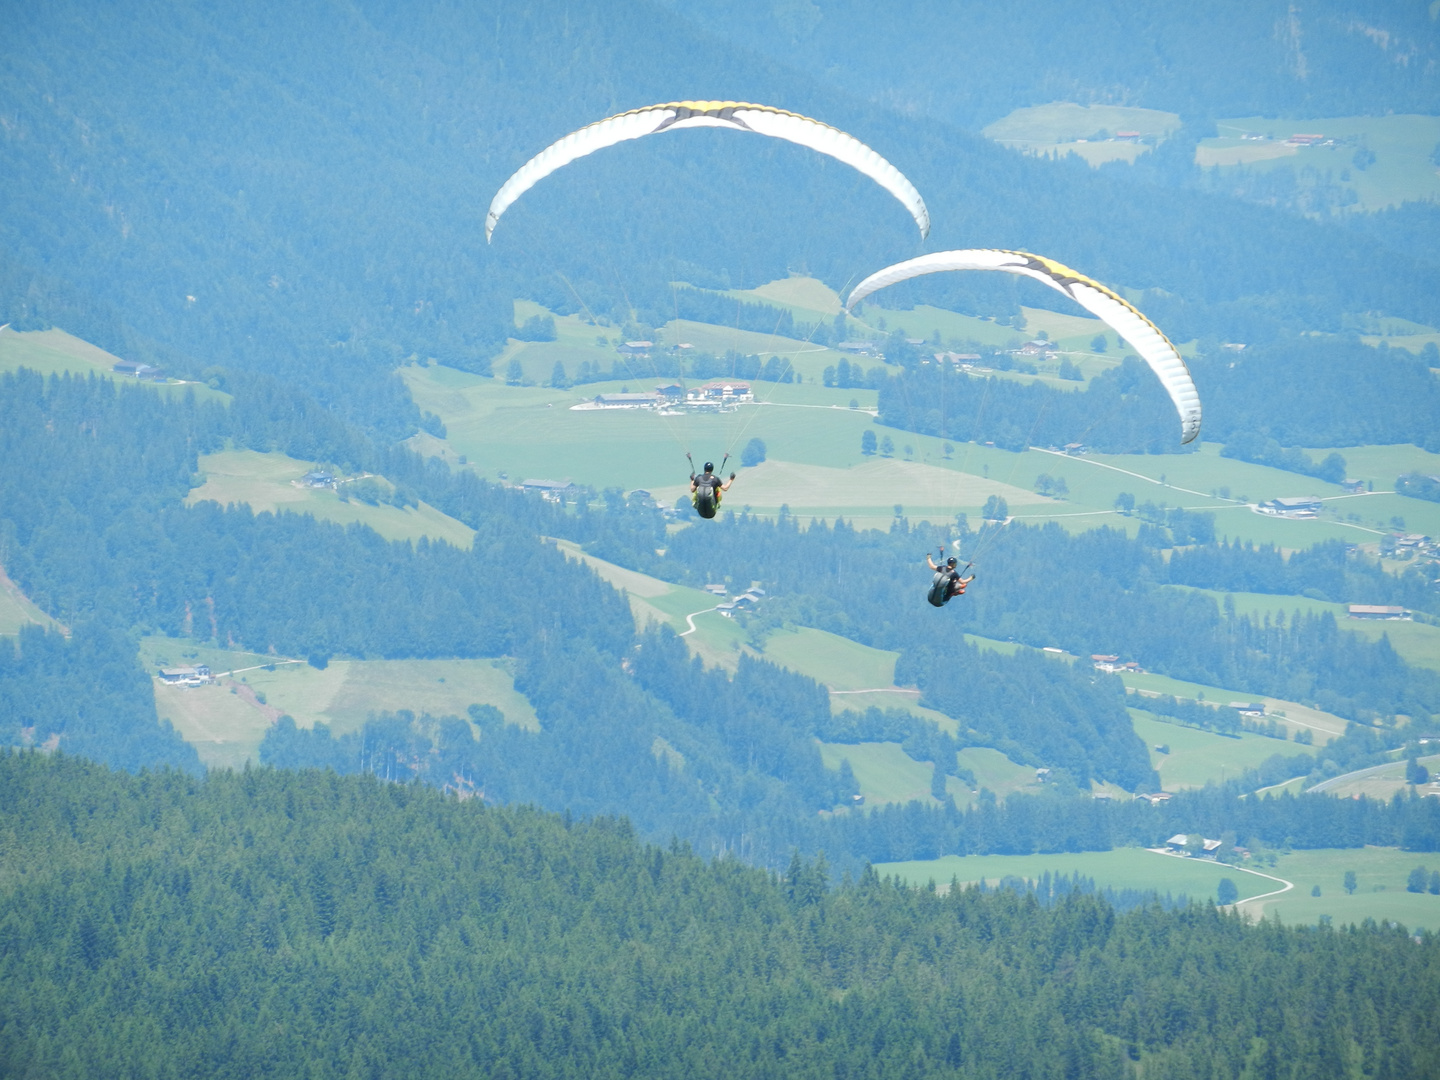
3, 752, 1439, 1080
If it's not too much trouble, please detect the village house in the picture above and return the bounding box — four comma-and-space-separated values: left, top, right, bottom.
1257, 495, 1322, 518
158, 665, 212, 687
590, 392, 659, 409
519, 479, 577, 501
1347, 605, 1411, 621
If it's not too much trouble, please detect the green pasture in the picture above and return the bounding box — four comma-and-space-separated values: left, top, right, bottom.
1255, 847, 1440, 932
982, 103, 1180, 167
1316, 443, 1440, 486
1200, 115, 1440, 212
187, 449, 475, 549
956, 746, 1042, 799
819, 740, 939, 807
1308, 754, 1440, 802
1123, 669, 1349, 744
147, 643, 541, 769
876, 847, 1271, 903
0, 327, 229, 404
1131, 710, 1294, 790
879, 845, 1440, 931
761, 626, 898, 690
727, 275, 844, 322
0, 567, 61, 637
1170, 585, 1440, 675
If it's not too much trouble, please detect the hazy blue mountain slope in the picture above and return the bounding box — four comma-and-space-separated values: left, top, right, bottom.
2, 0, 1438, 438
663, 0, 1440, 131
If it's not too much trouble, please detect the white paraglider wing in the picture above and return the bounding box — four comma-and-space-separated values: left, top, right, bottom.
486, 100, 930, 242
845, 250, 1201, 444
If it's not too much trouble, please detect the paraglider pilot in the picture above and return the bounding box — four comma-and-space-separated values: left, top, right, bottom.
926, 548, 974, 607
691, 461, 735, 519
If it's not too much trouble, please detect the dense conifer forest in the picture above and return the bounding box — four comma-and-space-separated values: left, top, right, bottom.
3, 752, 1439, 1079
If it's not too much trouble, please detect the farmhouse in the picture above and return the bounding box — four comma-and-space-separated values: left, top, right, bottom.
617, 341, 653, 356
1347, 605, 1411, 620
302, 470, 336, 488
1257, 495, 1322, 518
590, 392, 659, 409
1229, 702, 1267, 716
158, 665, 212, 686
520, 479, 577, 500
113, 360, 159, 378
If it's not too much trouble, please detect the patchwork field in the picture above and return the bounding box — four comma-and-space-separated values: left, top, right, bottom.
187, 449, 475, 549
143, 635, 540, 769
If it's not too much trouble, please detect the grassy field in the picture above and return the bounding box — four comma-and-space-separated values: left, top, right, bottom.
1199, 115, 1440, 212
876, 847, 1270, 902
187, 449, 475, 548
1131, 710, 1296, 789
0, 327, 230, 404
1308, 754, 1440, 801
1122, 670, 1349, 744
1169, 585, 1440, 674
1255, 847, 1440, 932
0, 565, 62, 637
1311, 443, 1440, 486
982, 103, 1181, 167
147, 642, 541, 769
879, 845, 1440, 930
820, 741, 941, 807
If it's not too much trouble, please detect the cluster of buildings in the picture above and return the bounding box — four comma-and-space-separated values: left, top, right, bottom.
157, 664, 213, 687
1091, 654, 1144, 674
571, 381, 754, 412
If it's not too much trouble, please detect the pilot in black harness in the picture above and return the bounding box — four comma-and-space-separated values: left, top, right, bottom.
926, 548, 974, 607
689, 455, 735, 519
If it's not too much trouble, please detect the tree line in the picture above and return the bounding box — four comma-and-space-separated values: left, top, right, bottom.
5, 751, 1440, 1079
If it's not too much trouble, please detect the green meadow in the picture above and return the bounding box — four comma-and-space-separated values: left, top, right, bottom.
1170, 585, 1440, 674
1131, 710, 1296, 790
877, 847, 1274, 903
982, 103, 1182, 167
1255, 847, 1440, 932
187, 449, 476, 549
0, 327, 229, 404
1307, 754, 1440, 801
879, 845, 1440, 930
1199, 115, 1440, 212
0, 567, 62, 637
144, 634, 541, 770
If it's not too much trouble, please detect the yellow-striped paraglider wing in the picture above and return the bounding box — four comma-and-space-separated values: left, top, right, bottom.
845, 249, 1201, 444
486, 100, 930, 242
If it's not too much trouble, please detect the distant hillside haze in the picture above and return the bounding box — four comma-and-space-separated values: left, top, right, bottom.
663, 0, 1440, 131
2, 0, 1438, 437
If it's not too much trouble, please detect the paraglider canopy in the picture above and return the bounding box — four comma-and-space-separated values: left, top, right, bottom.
845, 249, 1202, 444
487, 100, 931, 242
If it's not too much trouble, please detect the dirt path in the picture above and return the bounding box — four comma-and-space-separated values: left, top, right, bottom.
1146, 847, 1293, 916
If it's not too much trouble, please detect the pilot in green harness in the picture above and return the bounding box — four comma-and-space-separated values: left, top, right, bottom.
690, 460, 735, 519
